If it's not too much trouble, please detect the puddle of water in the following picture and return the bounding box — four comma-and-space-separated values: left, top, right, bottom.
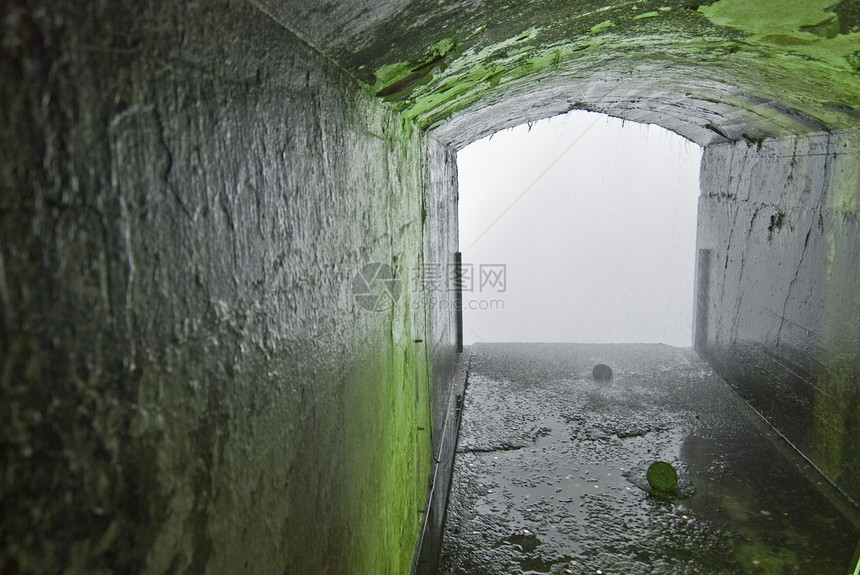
448, 418, 858, 573
680, 432, 857, 574
441, 345, 860, 575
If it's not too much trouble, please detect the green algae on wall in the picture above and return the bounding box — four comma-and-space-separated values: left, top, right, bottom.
698, 0, 860, 130
813, 140, 860, 503
340, 329, 433, 574
699, 0, 860, 72
589, 20, 615, 34
0, 0, 444, 571
812, 351, 860, 500
369, 28, 595, 129
359, 0, 860, 141
373, 38, 460, 101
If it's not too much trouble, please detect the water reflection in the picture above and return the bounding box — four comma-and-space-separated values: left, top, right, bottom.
440, 343, 859, 575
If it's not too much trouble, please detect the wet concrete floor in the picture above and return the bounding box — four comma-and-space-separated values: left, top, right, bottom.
439, 343, 860, 575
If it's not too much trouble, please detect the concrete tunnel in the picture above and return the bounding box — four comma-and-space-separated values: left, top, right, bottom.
1, 0, 859, 573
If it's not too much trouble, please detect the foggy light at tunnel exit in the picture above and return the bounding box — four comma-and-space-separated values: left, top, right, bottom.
458, 110, 702, 346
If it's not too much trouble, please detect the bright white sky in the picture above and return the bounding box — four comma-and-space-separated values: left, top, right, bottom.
458, 110, 702, 346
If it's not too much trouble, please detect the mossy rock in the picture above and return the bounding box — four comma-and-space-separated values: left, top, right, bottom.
592, 364, 613, 381
647, 461, 678, 494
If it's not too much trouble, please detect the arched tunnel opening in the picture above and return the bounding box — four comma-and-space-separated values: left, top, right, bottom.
2, 1, 860, 574
437, 109, 860, 574
457, 110, 702, 346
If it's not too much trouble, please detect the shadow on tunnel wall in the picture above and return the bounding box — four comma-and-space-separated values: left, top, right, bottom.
0, 0, 459, 572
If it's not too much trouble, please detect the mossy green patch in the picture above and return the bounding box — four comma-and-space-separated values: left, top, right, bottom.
339, 329, 433, 575
733, 539, 799, 573
372, 38, 460, 101
367, 4, 860, 137
830, 151, 860, 213
700, 0, 860, 72
401, 64, 507, 123
742, 133, 766, 149
647, 461, 679, 494
767, 210, 785, 233
815, 148, 860, 502
812, 350, 860, 497
371, 30, 599, 128
590, 20, 615, 34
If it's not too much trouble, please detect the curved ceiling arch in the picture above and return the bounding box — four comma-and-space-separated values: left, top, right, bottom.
257, 0, 860, 147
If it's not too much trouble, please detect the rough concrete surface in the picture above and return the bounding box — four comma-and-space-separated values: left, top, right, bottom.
697, 129, 860, 504
262, 0, 860, 146
441, 343, 859, 574
1, 0, 457, 572
3, 0, 860, 573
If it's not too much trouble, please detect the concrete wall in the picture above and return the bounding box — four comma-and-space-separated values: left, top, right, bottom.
697, 130, 860, 504
0, 0, 457, 573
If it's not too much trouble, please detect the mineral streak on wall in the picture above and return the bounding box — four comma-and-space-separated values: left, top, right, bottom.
0, 0, 457, 573
697, 130, 860, 503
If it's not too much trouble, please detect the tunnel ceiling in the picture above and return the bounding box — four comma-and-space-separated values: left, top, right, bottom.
256, 0, 860, 147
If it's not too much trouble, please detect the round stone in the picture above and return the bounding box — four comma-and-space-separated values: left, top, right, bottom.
647, 461, 678, 493
592, 364, 613, 381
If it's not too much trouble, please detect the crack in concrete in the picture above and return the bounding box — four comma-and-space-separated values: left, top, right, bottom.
153, 107, 194, 221
775, 134, 831, 348
119, 194, 137, 370
0, 248, 12, 332
459, 443, 525, 453
715, 196, 742, 342
730, 205, 761, 341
